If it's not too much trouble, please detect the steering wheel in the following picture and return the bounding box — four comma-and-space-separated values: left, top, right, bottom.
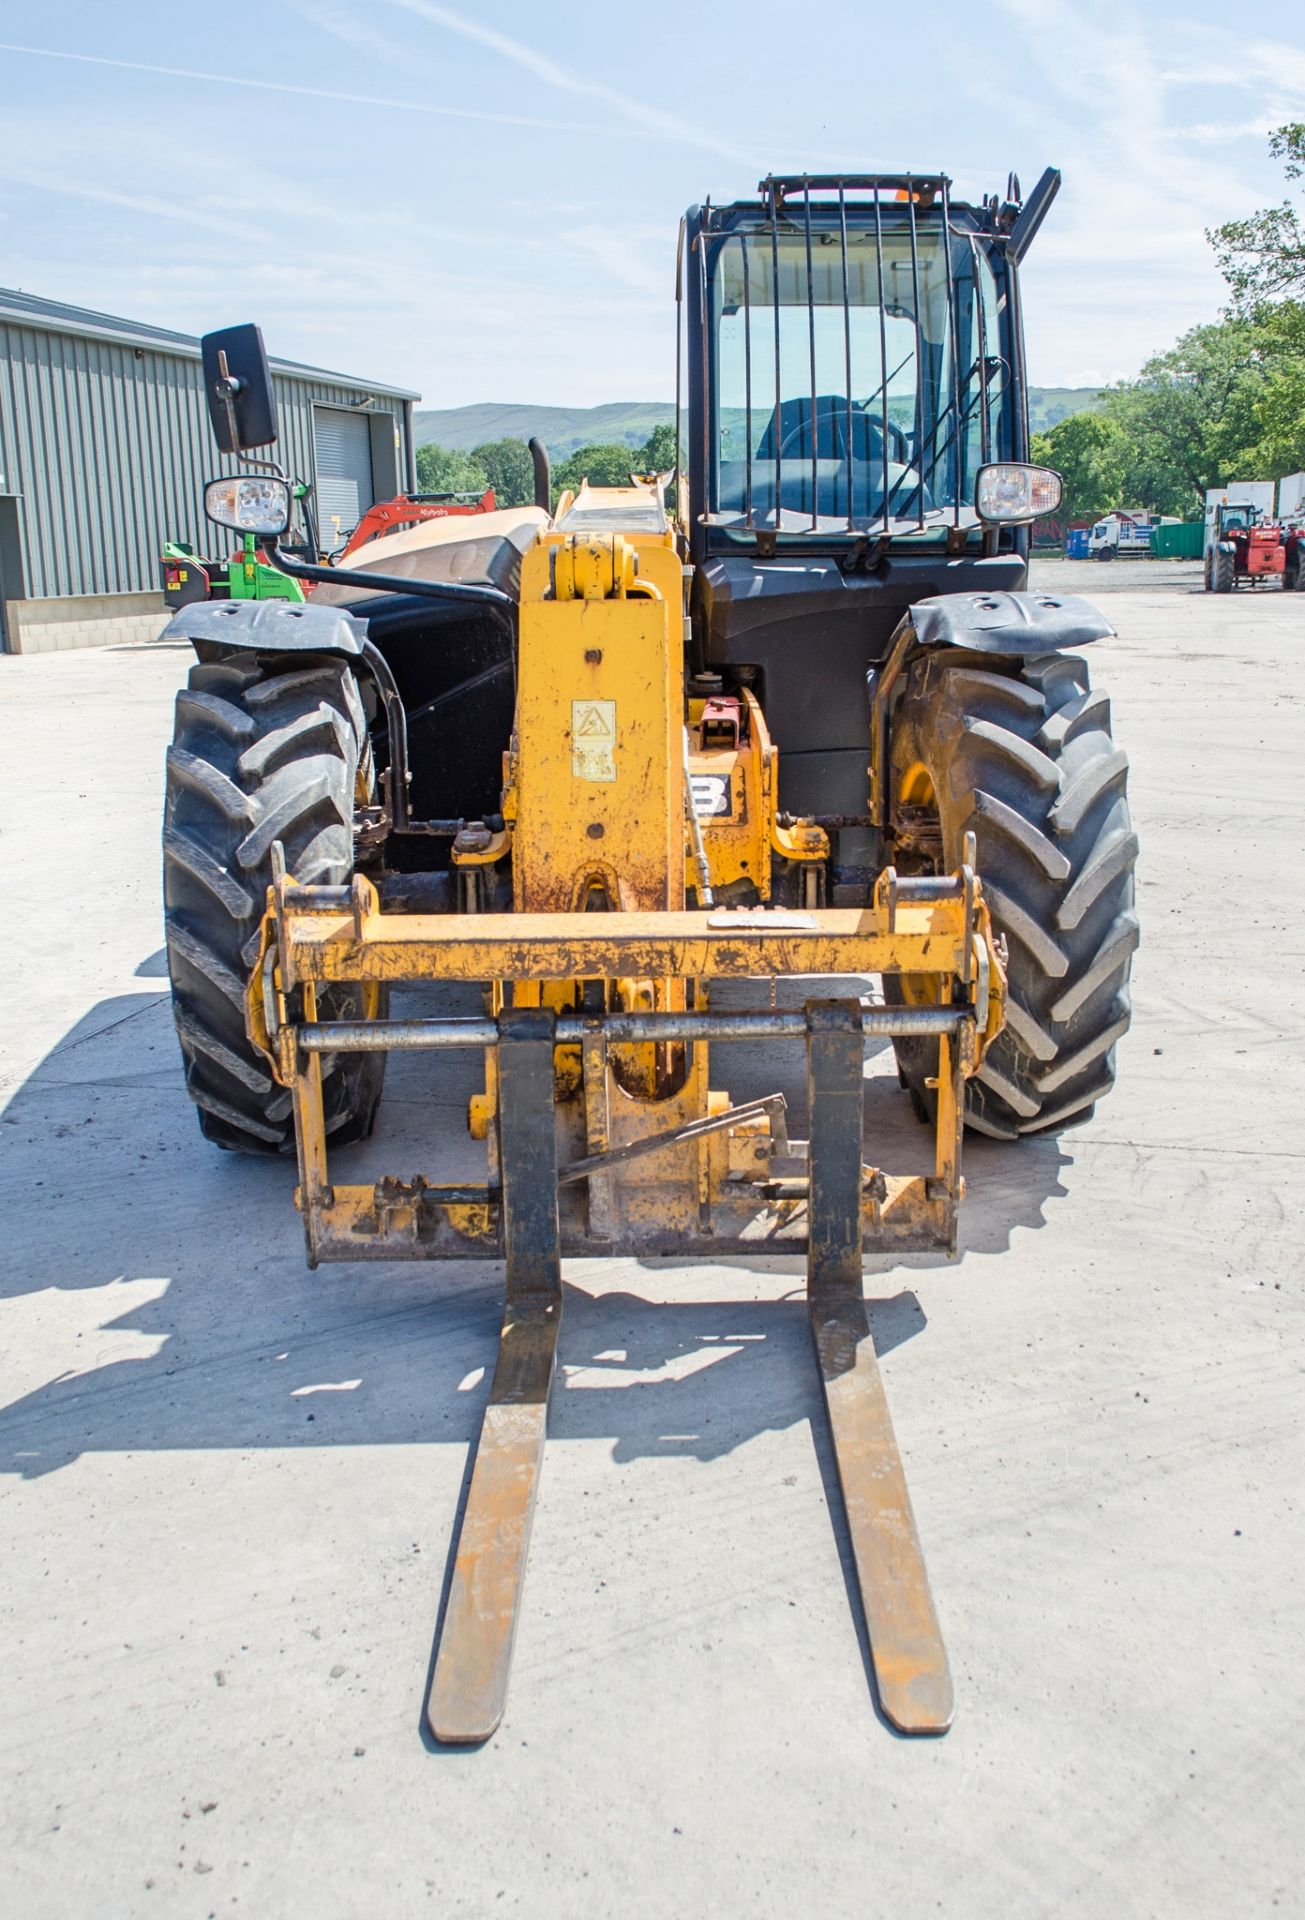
776, 406, 910, 466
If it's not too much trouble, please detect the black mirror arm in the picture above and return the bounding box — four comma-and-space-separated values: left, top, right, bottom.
213, 350, 243, 453
264, 537, 515, 621
262, 539, 517, 839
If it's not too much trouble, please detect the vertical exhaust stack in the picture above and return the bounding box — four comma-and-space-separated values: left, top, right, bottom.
528, 436, 551, 514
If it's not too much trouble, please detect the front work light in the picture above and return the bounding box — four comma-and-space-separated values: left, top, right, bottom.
975, 463, 1063, 524
204, 473, 292, 535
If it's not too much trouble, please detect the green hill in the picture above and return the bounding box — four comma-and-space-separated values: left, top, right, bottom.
412, 401, 674, 458
1028, 386, 1105, 432
414, 388, 1104, 456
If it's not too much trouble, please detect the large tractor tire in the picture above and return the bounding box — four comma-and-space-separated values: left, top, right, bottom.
887, 648, 1137, 1138
163, 656, 386, 1153
1212, 549, 1235, 593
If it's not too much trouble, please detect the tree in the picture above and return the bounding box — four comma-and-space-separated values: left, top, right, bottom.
1028, 131, 1305, 526
1246, 302, 1305, 475
1098, 319, 1272, 513
553, 443, 639, 494
635, 422, 678, 473
1029, 411, 1129, 524
636, 423, 681, 513
469, 439, 536, 509
414, 441, 489, 496
1209, 123, 1305, 310
550, 429, 682, 510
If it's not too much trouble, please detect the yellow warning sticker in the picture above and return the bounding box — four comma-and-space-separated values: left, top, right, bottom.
572, 699, 617, 782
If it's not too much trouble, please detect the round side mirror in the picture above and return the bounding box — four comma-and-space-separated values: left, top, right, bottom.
204, 474, 292, 535
975, 463, 1063, 525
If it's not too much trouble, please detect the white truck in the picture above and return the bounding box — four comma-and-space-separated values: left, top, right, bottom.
1204, 482, 1275, 529
1087, 510, 1178, 559
1276, 472, 1305, 523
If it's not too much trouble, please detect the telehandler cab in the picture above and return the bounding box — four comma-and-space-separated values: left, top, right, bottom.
162, 168, 1137, 1742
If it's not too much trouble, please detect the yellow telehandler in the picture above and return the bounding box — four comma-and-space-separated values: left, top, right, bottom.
162, 168, 1136, 1742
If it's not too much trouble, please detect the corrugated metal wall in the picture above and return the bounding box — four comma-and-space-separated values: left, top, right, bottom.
0, 324, 409, 599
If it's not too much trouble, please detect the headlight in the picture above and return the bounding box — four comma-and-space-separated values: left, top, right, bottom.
204, 474, 292, 534
975, 463, 1063, 524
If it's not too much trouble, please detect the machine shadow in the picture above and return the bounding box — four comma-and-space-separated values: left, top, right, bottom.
0, 977, 1069, 1487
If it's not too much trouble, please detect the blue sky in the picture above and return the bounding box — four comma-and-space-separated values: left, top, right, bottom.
2, 0, 1302, 407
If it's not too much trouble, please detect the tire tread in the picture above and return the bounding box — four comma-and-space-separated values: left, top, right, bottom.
163, 655, 385, 1154
888, 647, 1137, 1137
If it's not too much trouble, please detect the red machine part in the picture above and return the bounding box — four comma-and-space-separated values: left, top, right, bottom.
161, 556, 210, 606
1241, 523, 1286, 576
700, 694, 743, 749
338, 489, 497, 560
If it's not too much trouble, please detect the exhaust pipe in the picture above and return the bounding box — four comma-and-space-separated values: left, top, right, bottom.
528, 436, 551, 514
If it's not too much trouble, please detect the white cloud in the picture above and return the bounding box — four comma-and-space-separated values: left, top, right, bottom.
1182, 118, 1281, 146
0, 159, 257, 241
375, 0, 752, 162
0, 39, 625, 136
990, 0, 1305, 382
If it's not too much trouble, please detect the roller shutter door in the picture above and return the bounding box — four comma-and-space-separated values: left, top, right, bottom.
313, 408, 375, 548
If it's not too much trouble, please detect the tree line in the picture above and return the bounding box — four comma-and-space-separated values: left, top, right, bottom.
1031, 124, 1305, 525
415, 423, 677, 510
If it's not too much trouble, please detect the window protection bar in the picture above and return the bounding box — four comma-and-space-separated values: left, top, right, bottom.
742, 233, 754, 530
803, 177, 819, 531
940, 175, 964, 532
769, 189, 783, 529
970, 236, 993, 466
838, 184, 854, 531
714, 173, 1000, 538
761, 173, 949, 204
904, 180, 927, 531
871, 185, 891, 532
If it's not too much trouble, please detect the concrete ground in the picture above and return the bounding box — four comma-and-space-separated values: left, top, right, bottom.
1035, 554, 1202, 593
2, 566, 1302, 1918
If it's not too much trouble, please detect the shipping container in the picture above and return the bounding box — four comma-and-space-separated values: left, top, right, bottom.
1150, 522, 1204, 559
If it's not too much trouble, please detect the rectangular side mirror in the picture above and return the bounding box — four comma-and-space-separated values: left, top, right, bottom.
201, 324, 278, 452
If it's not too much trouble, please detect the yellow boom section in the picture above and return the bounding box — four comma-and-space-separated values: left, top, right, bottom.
513, 522, 685, 914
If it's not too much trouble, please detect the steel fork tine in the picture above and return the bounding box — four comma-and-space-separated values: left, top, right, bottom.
805, 1001, 953, 1734
427, 1009, 562, 1744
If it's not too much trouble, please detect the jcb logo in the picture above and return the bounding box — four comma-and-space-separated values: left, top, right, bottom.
690, 774, 732, 819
